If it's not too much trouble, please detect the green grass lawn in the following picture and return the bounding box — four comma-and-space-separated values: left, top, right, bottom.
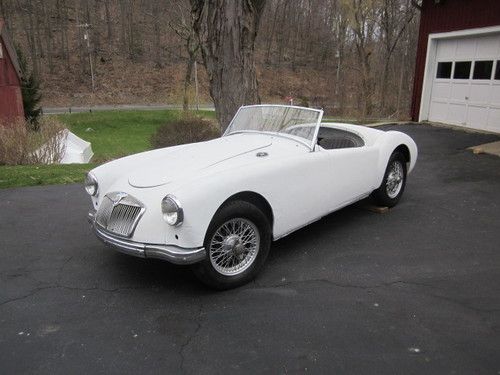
0, 164, 96, 189
0, 109, 215, 189
60, 109, 215, 162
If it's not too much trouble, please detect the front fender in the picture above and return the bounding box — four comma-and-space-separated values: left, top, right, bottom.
168, 170, 274, 249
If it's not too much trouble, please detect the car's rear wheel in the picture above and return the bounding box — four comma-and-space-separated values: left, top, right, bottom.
371, 151, 407, 208
192, 200, 271, 290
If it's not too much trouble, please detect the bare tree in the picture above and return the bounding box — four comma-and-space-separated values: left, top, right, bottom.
379, 0, 415, 114
330, 0, 348, 112
103, 0, 113, 41
346, 0, 377, 117
168, 0, 199, 111
191, 0, 266, 130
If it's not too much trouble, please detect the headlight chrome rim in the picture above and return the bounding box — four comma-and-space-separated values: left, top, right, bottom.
84, 172, 98, 196
161, 194, 184, 226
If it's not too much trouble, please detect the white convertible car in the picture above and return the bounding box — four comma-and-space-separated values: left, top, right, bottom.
86, 105, 417, 289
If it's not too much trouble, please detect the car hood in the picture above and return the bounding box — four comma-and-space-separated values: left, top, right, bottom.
128, 135, 272, 188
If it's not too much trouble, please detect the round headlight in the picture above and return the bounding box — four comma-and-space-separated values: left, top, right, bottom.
84, 172, 98, 196
161, 195, 184, 226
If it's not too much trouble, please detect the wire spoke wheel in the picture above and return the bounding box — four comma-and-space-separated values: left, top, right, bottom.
209, 218, 260, 276
385, 160, 404, 199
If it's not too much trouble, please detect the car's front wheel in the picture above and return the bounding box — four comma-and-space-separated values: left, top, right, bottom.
192, 200, 271, 290
371, 151, 407, 207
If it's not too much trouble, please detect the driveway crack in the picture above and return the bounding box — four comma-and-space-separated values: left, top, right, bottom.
179, 302, 204, 374
0, 284, 148, 308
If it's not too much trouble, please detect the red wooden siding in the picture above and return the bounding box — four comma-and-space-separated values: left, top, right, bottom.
411, 0, 500, 121
0, 85, 23, 119
0, 34, 23, 122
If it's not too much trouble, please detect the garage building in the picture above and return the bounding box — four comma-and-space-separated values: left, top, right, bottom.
411, 0, 500, 133
0, 18, 24, 121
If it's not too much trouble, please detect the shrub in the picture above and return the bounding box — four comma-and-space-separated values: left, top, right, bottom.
0, 117, 67, 165
151, 115, 220, 149
298, 96, 310, 107
16, 47, 42, 128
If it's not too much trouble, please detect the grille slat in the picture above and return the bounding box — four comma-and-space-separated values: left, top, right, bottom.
119, 206, 130, 234
120, 205, 132, 234
95, 193, 144, 237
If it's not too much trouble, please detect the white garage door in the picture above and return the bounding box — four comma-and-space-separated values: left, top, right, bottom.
428, 33, 500, 132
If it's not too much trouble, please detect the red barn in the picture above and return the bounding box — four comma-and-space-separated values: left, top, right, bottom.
411, 0, 500, 133
0, 19, 24, 122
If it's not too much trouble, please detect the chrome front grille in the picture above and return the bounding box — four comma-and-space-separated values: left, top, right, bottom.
95, 192, 144, 237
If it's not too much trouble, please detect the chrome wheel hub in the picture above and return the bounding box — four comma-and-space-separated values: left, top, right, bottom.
222, 235, 245, 257
209, 218, 260, 276
386, 161, 404, 199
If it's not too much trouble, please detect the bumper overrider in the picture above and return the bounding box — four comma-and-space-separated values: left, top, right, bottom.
88, 210, 206, 265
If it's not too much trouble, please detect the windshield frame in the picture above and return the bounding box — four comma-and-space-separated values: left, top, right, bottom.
223, 104, 324, 151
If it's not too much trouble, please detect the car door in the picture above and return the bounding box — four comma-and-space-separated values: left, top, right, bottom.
320, 145, 380, 210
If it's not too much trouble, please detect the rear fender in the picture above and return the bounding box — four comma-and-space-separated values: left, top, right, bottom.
374, 131, 418, 187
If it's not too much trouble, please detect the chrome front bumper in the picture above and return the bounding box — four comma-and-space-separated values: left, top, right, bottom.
88, 211, 206, 265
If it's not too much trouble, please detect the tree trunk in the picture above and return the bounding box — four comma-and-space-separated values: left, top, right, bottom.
63, 0, 70, 68
380, 60, 390, 114
191, 0, 266, 131
264, 0, 279, 64
183, 49, 195, 111
104, 0, 113, 41
151, 1, 162, 67
34, 1, 44, 59
75, 8, 86, 74
24, 0, 40, 77
41, 1, 53, 73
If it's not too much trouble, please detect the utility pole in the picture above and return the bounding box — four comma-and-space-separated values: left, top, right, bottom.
77, 23, 95, 92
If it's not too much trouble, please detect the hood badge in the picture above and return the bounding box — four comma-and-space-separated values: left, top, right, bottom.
110, 192, 128, 205
256, 152, 268, 158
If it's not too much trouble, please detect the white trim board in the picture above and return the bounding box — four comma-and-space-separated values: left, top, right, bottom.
418, 25, 500, 123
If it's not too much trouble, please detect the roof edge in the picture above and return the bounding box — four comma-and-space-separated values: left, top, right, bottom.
0, 18, 23, 80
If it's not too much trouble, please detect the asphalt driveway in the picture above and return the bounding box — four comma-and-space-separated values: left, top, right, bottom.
1, 124, 499, 374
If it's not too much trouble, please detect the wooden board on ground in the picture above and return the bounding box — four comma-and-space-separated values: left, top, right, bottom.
356, 203, 389, 214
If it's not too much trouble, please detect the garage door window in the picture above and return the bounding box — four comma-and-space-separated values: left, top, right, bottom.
473, 61, 493, 79
436, 62, 452, 78
495, 61, 500, 80
453, 61, 472, 79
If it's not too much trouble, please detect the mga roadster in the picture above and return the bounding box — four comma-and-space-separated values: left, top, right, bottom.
86, 105, 417, 289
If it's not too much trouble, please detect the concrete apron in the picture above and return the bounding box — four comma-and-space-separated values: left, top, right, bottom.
469, 140, 500, 157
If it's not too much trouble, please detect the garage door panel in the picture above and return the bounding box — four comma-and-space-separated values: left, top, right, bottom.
490, 85, 500, 105
486, 108, 500, 132
437, 39, 456, 59
475, 35, 500, 58
447, 103, 467, 124
450, 83, 469, 101
429, 101, 448, 122
455, 38, 476, 59
467, 105, 488, 129
431, 82, 451, 100
469, 83, 491, 104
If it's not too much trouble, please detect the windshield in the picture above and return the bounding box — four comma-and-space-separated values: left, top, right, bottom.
224, 105, 323, 149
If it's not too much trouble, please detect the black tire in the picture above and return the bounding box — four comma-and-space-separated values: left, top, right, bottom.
371, 151, 407, 208
192, 200, 271, 290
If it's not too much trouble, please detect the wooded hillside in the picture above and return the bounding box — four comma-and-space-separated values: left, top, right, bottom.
0, 0, 420, 118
